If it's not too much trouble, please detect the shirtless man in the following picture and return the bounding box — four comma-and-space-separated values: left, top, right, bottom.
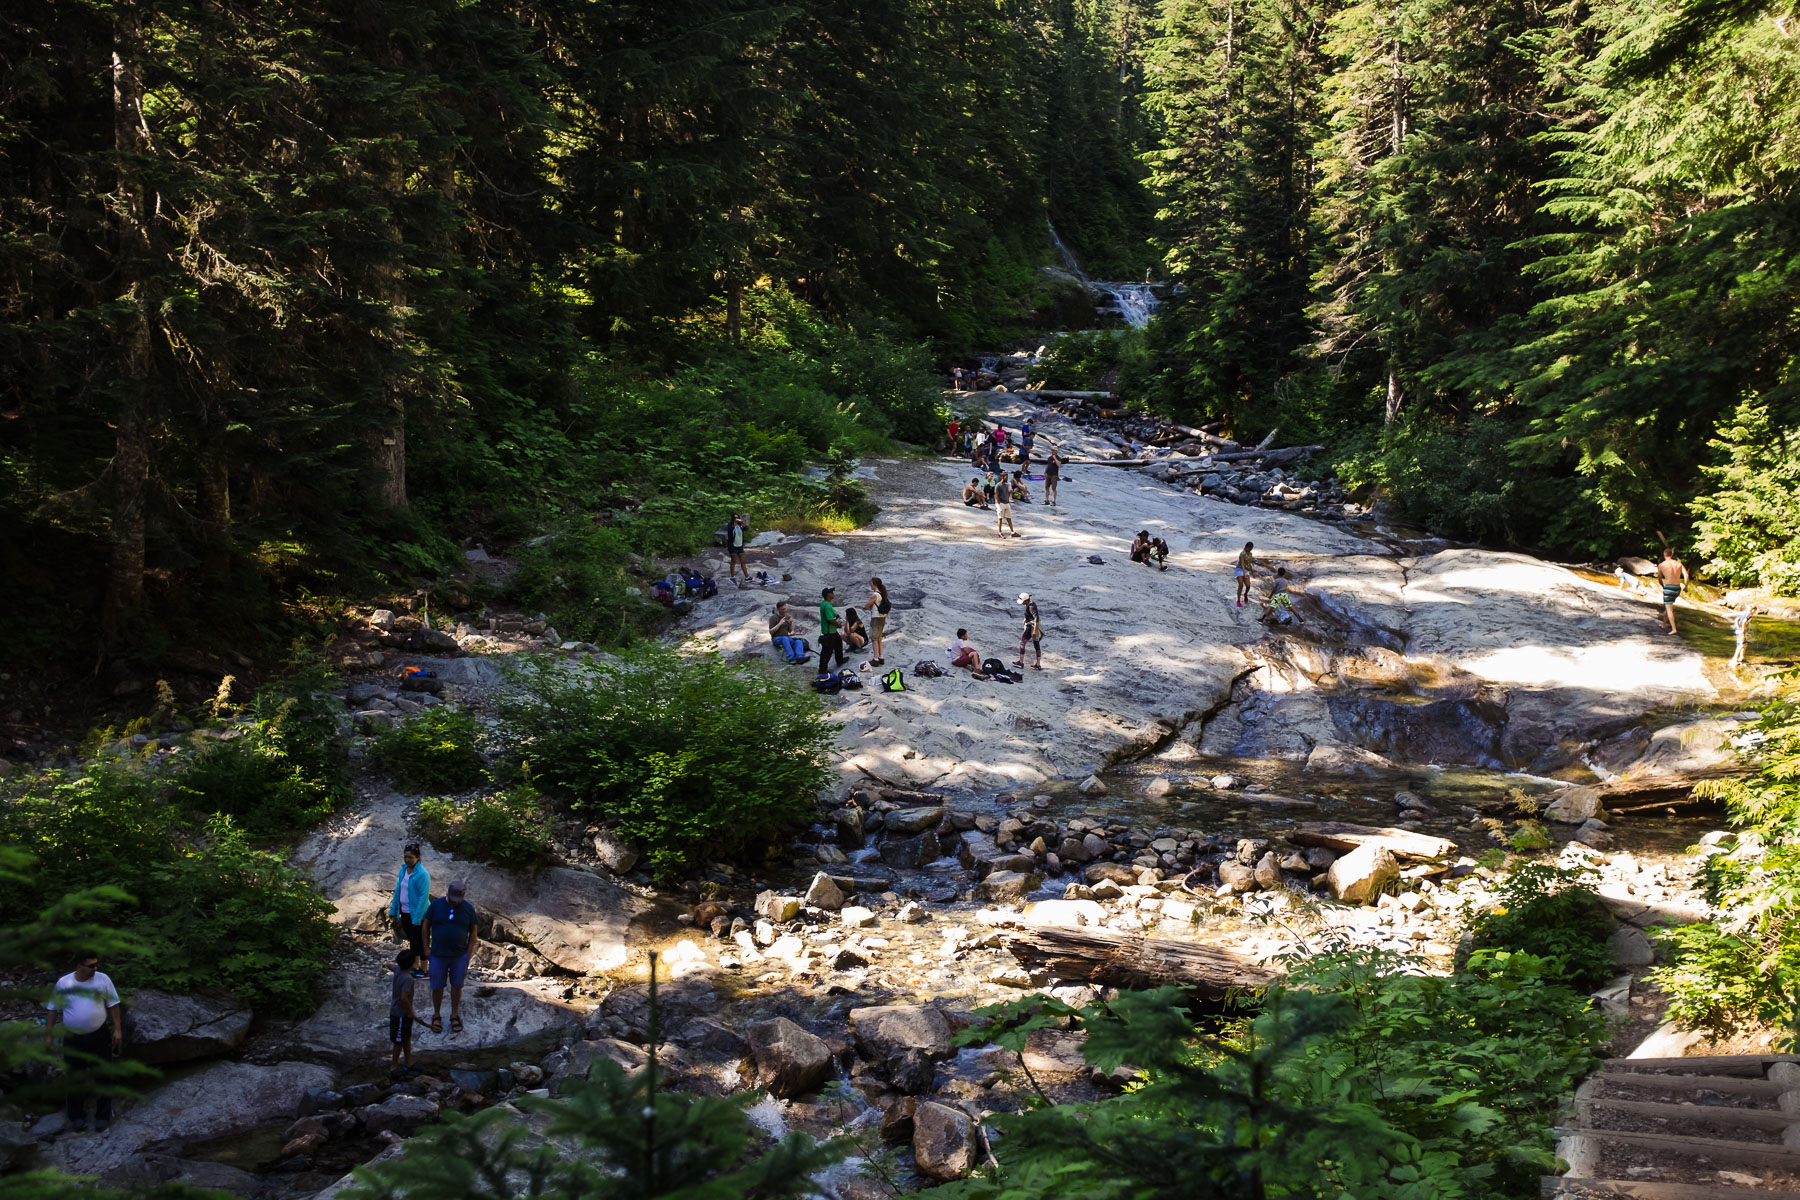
1656, 547, 1688, 635
962, 478, 985, 508
1235, 542, 1259, 607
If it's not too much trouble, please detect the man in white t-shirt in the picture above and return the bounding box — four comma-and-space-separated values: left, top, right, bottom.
44, 950, 123, 1131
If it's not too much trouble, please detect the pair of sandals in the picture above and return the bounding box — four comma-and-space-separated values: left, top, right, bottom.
423, 1016, 461, 1034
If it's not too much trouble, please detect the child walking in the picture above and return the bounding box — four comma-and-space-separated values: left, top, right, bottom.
388, 948, 434, 1078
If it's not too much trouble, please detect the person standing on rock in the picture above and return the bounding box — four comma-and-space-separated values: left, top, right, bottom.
1020, 424, 1035, 468
1731, 604, 1755, 669
1043, 446, 1061, 506
43, 949, 123, 1132
867, 578, 891, 666
995, 477, 1017, 538
725, 514, 749, 582
818, 587, 847, 671
389, 843, 431, 970
1236, 542, 1259, 607
423, 880, 480, 1035
389, 947, 431, 1077
1014, 593, 1043, 670
1657, 547, 1689, 635
946, 416, 960, 451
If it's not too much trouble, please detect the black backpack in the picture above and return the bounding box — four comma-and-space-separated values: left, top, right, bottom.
913, 660, 945, 678
981, 657, 1006, 677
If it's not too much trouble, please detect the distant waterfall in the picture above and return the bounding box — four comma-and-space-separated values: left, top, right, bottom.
1047, 222, 1160, 328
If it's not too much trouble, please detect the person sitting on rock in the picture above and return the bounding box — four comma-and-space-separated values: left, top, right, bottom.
768, 601, 808, 663
844, 607, 869, 652
1259, 568, 1303, 626
1009, 470, 1031, 503
963, 478, 985, 508
949, 629, 986, 678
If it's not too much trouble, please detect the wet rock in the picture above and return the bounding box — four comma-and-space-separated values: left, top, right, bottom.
881, 830, 942, 869
804, 872, 846, 911
889, 1047, 938, 1094
1394, 791, 1425, 810
592, 831, 640, 875
1545, 786, 1603, 824
1327, 693, 1508, 770
755, 891, 801, 923
123, 990, 252, 1064
834, 806, 866, 850
975, 870, 1041, 903
886, 805, 945, 835
913, 1101, 977, 1181
358, 1094, 440, 1137
850, 1004, 953, 1066
880, 1096, 918, 1144
747, 1018, 834, 1098
1079, 775, 1107, 795
1327, 843, 1398, 904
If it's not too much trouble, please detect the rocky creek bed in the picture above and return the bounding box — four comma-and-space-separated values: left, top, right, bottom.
8, 375, 1790, 1196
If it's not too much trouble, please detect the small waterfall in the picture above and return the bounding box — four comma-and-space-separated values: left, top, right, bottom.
1047, 223, 1087, 280
1090, 281, 1160, 329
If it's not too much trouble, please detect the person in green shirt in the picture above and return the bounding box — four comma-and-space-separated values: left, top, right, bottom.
818, 587, 846, 671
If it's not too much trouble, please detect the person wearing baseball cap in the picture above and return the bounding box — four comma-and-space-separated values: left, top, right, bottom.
422, 879, 481, 1035
1014, 592, 1043, 670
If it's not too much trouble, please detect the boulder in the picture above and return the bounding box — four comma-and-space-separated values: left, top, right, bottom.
1253, 852, 1281, 890
913, 1101, 977, 1181
1608, 926, 1656, 968
850, 1004, 952, 1067
542, 1038, 650, 1095
880, 1096, 918, 1144
1085, 862, 1137, 886
1021, 899, 1106, 928
885, 806, 945, 835
428, 656, 507, 688
834, 806, 866, 850
1217, 860, 1257, 893
284, 972, 580, 1063
357, 1093, 440, 1136
1327, 843, 1399, 904
746, 1018, 833, 1098
43, 1060, 336, 1176
804, 871, 846, 911
755, 891, 802, 923
975, 870, 1041, 903
1544, 786, 1603, 824
122, 990, 252, 1064
1303, 742, 1403, 778
592, 831, 640, 875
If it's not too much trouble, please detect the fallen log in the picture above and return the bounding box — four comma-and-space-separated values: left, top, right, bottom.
1004, 927, 1277, 998
1288, 822, 1458, 861
1205, 444, 1326, 463
1020, 388, 1113, 400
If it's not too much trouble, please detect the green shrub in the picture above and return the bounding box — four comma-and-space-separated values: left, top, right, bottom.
496, 647, 838, 879
372, 708, 486, 793
417, 786, 554, 870
1508, 819, 1554, 854
1467, 863, 1616, 990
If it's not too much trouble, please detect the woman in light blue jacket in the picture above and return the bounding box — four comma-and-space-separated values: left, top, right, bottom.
389, 844, 431, 969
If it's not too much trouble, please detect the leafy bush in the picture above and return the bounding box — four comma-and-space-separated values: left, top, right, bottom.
372, 708, 486, 793
496, 647, 838, 879
946, 945, 1602, 1200
1651, 693, 1800, 1042
1467, 863, 1616, 990
0, 767, 334, 1016
417, 786, 554, 871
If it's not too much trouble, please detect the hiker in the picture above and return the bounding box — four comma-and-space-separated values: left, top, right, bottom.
952, 366, 965, 392
43, 949, 123, 1132
1260, 568, 1304, 626
1043, 446, 1061, 506
963, 478, 985, 508
1656, 547, 1689, 635
844, 607, 869, 653
768, 600, 808, 663
946, 417, 960, 451
866, 577, 891, 666
949, 629, 985, 677
389, 948, 431, 1077
996, 476, 1017, 538
819, 587, 847, 671
1236, 542, 1259, 606
1731, 604, 1755, 669
725, 514, 749, 580
388, 843, 431, 968
423, 879, 481, 1035
1130, 531, 1167, 571
1020, 424, 1035, 468
1014, 592, 1043, 670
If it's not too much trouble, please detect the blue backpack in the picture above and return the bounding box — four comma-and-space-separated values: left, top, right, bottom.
812, 671, 843, 694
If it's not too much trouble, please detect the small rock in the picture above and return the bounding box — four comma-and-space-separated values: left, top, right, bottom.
1217, 861, 1257, 893
975, 870, 1041, 903
755, 891, 802, 923
896, 901, 928, 924
803, 873, 845, 911
1544, 786, 1603, 824
840, 906, 876, 928
1078, 775, 1108, 795
1145, 776, 1172, 796
1212, 773, 1244, 790
746, 1018, 834, 1098
1394, 791, 1426, 810
1253, 851, 1281, 889
592, 831, 640, 875
1327, 843, 1399, 904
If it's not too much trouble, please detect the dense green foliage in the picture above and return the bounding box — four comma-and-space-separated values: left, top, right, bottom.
1139, 0, 1800, 560
1653, 695, 1800, 1043
417, 787, 554, 872
373, 709, 486, 794
0, 0, 1153, 670
1691, 397, 1800, 594
945, 947, 1603, 1200
1467, 863, 1617, 990
345, 1051, 842, 1200
174, 668, 350, 835
495, 649, 837, 880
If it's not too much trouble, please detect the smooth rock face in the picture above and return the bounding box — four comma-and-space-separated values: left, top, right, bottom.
913, 1101, 977, 1181
1327, 843, 1399, 904
122, 990, 252, 1064
44, 1060, 335, 1175
285, 972, 580, 1063
1545, 786, 1603, 824
746, 1018, 833, 1098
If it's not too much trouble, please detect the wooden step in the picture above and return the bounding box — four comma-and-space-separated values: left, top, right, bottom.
1598, 1072, 1786, 1097
1555, 1127, 1800, 1170
1544, 1178, 1800, 1198
1577, 1096, 1796, 1131
1605, 1054, 1800, 1076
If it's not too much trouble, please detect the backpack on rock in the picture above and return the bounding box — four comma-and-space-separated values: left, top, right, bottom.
880, 668, 906, 692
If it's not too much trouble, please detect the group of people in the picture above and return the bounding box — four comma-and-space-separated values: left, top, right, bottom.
385, 846, 482, 1074
769, 578, 892, 671
947, 592, 1044, 679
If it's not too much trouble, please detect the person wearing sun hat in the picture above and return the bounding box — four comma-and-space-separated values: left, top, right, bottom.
1013, 592, 1043, 670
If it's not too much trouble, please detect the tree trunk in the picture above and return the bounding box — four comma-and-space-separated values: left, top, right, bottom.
1288, 821, 1457, 861
1004, 927, 1277, 998
104, 0, 153, 639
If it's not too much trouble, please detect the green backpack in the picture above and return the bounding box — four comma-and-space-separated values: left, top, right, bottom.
880, 668, 906, 692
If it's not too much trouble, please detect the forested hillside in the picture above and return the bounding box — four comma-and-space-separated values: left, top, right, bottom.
3, 0, 1797, 683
